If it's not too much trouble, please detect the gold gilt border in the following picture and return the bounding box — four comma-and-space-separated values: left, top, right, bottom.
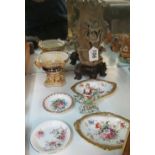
74, 112, 130, 151
71, 79, 117, 99
38, 40, 65, 52
43, 93, 74, 114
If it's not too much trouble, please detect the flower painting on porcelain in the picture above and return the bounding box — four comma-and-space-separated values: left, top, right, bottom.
34, 127, 67, 152
83, 119, 128, 144
74, 95, 100, 114
43, 93, 73, 113
30, 120, 71, 154
51, 99, 67, 112
74, 113, 129, 150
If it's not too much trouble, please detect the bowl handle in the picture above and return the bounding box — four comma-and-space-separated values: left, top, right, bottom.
34, 56, 42, 68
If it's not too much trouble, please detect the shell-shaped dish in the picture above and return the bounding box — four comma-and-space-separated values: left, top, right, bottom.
71, 79, 117, 99
74, 112, 129, 150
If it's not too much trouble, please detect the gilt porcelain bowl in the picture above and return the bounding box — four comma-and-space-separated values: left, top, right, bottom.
35, 52, 69, 87
35, 51, 69, 68
38, 39, 66, 52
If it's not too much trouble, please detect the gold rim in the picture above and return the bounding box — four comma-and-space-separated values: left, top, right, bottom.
71, 79, 117, 99
74, 112, 130, 150
43, 93, 74, 113
39, 46, 65, 52
38, 40, 65, 52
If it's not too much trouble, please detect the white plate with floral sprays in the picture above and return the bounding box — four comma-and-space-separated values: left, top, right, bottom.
30, 120, 72, 154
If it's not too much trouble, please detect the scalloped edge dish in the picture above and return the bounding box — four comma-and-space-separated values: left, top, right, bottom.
43, 93, 73, 113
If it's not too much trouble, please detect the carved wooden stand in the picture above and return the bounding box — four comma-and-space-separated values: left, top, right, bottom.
74, 62, 107, 80
70, 51, 107, 80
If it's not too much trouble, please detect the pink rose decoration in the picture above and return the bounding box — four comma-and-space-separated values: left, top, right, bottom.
120, 122, 125, 128
57, 102, 64, 108
100, 129, 116, 140
36, 130, 44, 138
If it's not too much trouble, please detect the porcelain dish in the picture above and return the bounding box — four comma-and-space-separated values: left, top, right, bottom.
43, 93, 73, 113
30, 120, 72, 154
74, 112, 129, 150
71, 79, 116, 99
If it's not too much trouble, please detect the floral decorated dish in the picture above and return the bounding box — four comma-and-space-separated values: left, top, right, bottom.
71, 79, 116, 99
38, 39, 66, 51
43, 93, 73, 113
74, 112, 129, 150
30, 120, 72, 154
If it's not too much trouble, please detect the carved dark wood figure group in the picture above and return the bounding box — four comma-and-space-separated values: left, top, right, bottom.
68, 0, 108, 80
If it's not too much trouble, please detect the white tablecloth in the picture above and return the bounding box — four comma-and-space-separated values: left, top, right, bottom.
25, 65, 130, 155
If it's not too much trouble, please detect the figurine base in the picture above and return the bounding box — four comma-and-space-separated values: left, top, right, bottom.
44, 71, 65, 87
79, 104, 100, 114
74, 62, 107, 80
44, 80, 65, 87
74, 95, 100, 114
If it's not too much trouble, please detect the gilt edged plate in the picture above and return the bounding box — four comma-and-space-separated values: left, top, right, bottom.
74, 112, 129, 150
43, 93, 73, 113
71, 79, 116, 99
30, 120, 72, 154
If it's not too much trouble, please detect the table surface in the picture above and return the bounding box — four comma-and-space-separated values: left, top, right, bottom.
25, 47, 130, 155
